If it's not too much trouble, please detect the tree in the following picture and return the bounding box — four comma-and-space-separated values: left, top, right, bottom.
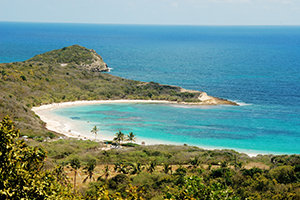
269, 165, 297, 184
189, 156, 201, 169
127, 132, 136, 143
99, 165, 111, 181
129, 161, 144, 175
83, 161, 96, 183
164, 175, 239, 200
220, 160, 232, 186
220, 160, 229, 178
0, 116, 74, 199
220, 160, 228, 169
69, 158, 81, 192
91, 126, 99, 141
114, 160, 129, 174
94, 184, 145, 200
174, 166, 188, 185
162, 163, 172, 174
147, 160, 157, 174
114, 130, 125, 145
53, 164, 70, 187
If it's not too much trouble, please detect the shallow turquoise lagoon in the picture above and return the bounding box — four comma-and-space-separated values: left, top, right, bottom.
52, 102, 300, 155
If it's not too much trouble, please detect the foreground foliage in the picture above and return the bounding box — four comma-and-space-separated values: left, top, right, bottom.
0, 116, 75, 199
2, 116, 300, 199
38, 134, 300, 199
164, 175, 238, 200
0, 116, 147, 199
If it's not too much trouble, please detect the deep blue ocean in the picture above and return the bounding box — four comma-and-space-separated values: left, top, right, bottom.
1, 22, 300, 155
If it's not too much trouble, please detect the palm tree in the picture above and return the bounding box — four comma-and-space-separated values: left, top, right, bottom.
162, 163, 172, 174
100, 165, 110, 181
220, 160, 228, 169
147, 160, 157, 174
127, 132, 136, 143
220, 160, 229, 186
189, 156, 201, 169
129, 161, 144, 175
114, 130, 125, 145
83, 161, 96, 183
113, 160, 128, 174
91, 126, 99, 141
69, 158, 81, 192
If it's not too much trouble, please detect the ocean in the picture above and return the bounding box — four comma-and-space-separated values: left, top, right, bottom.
1, 22, 300, 155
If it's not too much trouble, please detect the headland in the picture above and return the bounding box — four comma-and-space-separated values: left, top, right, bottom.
0, 45, 238, 139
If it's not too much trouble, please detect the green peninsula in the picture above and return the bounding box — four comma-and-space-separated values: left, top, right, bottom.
0, 45, 237, 137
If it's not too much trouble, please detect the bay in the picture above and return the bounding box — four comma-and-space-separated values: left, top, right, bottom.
1, 22, 300, 154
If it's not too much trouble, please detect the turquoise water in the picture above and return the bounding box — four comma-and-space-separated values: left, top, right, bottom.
1, 22, 300, 154
51, 102, 300, 155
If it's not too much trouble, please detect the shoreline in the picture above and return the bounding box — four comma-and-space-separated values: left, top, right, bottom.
32, 100, 177, 141
32, 100, 259, 157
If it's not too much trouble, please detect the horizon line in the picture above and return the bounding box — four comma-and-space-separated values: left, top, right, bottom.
1, 20, 300, 27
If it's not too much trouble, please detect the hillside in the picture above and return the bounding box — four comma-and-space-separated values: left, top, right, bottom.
0, 45, 236, 137
29, 45, 109, 72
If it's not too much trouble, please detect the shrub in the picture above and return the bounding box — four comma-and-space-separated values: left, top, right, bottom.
20, 75, 27, 81
270, 165, 297, 184
121, 143, 140, 147
46, 131, 56, 139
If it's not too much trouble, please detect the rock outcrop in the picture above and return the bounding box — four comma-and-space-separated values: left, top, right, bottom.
144, 82, 238, 106
80, 49, 109, 72
197, 92, 238, 106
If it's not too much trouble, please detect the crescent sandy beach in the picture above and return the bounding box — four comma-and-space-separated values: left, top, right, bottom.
32, 100, 175, 141
32, 100, 259, 157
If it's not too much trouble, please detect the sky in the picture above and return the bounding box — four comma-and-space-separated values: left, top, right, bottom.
1, 0, 300, 25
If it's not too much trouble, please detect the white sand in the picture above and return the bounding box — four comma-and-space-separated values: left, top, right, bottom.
32, 100, 259, 157
32, 100, 174, 141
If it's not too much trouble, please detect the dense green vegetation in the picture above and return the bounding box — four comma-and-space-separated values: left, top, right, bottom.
0, 116, 75, 199
2, 116, 300, 199
0, 45, 206, 138
29, 45, 97, 65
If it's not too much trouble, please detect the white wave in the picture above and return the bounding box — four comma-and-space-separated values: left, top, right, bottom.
170, 104, 194, 109
169, 104, 213, 109
233, 100, 252, 106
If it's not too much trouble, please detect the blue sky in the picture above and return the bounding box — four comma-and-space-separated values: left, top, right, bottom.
1, 0, 299, 25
